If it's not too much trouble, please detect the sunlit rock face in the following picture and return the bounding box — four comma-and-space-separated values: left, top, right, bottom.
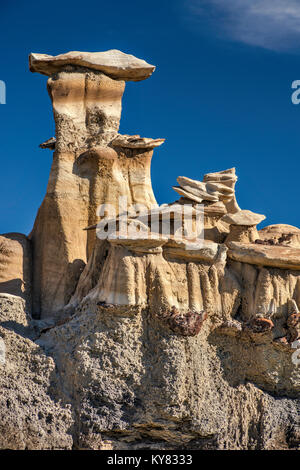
29, 49, 156, 81
0, 50, 299, 450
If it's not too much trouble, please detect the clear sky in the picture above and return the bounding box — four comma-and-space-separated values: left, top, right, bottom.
1, 0, 300, 235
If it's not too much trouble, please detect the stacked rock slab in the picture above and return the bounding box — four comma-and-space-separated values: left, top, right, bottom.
172, 169, 240, 244
174, 171, 236, 206
29, 50, 161, 319
203, 168, 240, 213
173, 168, 240, 212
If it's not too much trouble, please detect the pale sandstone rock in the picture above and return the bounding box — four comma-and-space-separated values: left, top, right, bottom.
108, 234, 168, 254
176, 177, 219, 201
259, 224, 300, 248
226, 225, 260, 243
174, 168, 240, 211
172, 185, 204, 203
204, 168, 240, 213
84, 204, 204, 246
163, 239, 226, 263
48, 71, 125, 151
29, 50, 155, 81
30, 69, 126, 318
228, 241, 300, 270
39, 137, 56, 150
165, 198, 228, 243
205, 181, 234, 198
78, 145, 159, 257
204, 167, 237, 183
203, 201, 227, 215
222, 210, 266, 243
222, 209, 266, 226
70, 236, 234, 316
0, 234, 31, 311
177, 175, 234, 203
229, 261, 300, 327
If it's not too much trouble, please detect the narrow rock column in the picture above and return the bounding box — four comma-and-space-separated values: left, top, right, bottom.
76, 146, 126, 258
30, 71, 125, 318
48, 70, 125, 152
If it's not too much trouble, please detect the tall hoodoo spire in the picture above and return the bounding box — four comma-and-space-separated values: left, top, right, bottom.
29, 50, 162, 319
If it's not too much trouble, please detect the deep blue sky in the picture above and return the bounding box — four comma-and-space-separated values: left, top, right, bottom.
1, 0, 300, 235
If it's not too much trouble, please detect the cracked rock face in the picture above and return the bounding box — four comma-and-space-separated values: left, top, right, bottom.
29, 49, 155, 81
0, 295, 73, 450
1, 296, 299, 450
0, 50, 300, 450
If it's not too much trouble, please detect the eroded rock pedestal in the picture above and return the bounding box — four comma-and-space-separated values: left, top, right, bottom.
0, 50, 299, 450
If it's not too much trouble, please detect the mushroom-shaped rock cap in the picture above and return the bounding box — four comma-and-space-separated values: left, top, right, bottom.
29, 49, 156, 81
111, 134, 165, 149
222, 210, 266, 226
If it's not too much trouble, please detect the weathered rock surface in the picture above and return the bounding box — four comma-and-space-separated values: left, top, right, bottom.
111, 134, 165, 149
29, 50, 155, 81
259, 224, 300, 248
228, 241, 300, 270
222, 210, 266, 244
173, 169, 240, 214
176, 177, 219, 202
222, 210, 266, 226
172, 185, 205, 203
1, 295, 298, 450
0, 293, 32, 338
0, 295, 73, 449
39, 137, 56, 150
0, 233, 31, 310
203, 168, 240, 213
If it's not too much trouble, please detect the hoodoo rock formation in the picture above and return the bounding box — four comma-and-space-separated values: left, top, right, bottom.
29, 50, 160, 319
0, 50, 299, 450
